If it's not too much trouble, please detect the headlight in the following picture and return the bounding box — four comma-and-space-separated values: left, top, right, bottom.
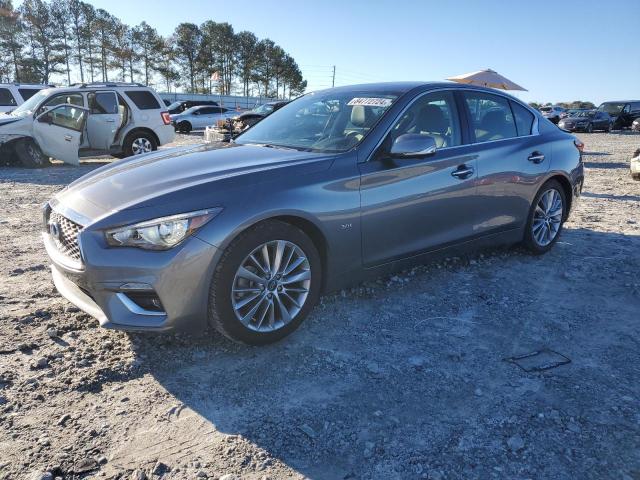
105, 208, 222, 250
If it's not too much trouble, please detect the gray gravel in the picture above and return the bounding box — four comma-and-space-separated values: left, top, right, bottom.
0, 132, 639, 479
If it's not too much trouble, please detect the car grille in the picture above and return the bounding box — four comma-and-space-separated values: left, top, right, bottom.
48, 211, 83, 262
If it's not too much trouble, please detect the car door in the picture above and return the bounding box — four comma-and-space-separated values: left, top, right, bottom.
359, 90, 479, 266
33, 104, 88, 166
86, 91, 120, 151
461, 91, 550, 236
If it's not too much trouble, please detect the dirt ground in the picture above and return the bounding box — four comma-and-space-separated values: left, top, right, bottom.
0, 132, 639, 480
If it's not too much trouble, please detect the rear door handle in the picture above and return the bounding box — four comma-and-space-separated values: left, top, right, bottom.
451, 165, 474, 179
64, 135, 72, 142
528, 151, 545, 164
105, 118, 116, 123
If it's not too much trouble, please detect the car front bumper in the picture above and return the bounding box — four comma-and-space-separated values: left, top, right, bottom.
43, 219, 219, 332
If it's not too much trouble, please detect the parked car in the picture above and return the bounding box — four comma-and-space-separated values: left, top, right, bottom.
558, 110, 611, 133
42, 82, 584, 345
166, 100, 219, 115
539, 105, 566, 124
597, 100, 640, 130
0, 83, 52, 113
234, 101, 289, 129
0, 82, 174, 167
631, 148, 640, 181
170, 105, 236, 133
632, 118, 640, 132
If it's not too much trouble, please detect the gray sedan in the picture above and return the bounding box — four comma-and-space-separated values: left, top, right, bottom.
43, 82, 584, 345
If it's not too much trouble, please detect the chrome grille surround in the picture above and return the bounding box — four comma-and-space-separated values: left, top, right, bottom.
48, 211, 83, 262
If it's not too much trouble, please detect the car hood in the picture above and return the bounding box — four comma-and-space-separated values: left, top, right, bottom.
55, 143, 333, 221
0, 113, 27, 129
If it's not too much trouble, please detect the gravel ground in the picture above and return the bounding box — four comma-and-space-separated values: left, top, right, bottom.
0, 132, 639, 480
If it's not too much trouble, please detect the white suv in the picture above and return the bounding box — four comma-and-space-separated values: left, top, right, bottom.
0, 83, 51, 113
0, 82, 175, 167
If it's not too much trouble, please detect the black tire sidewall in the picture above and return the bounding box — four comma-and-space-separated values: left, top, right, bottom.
124, 132, 157, 157
209, 221, 322, 345
523, 179, 567, 254
16, 139, 49, 168
178, 121, 192, 134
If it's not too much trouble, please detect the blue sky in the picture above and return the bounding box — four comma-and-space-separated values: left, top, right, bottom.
23, 0, 640, 104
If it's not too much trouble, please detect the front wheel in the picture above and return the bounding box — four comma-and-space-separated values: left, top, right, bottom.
208, 220, 321, 345
15, 138, 51, 168
123, 132, 157, 157
523, 180, 567, 254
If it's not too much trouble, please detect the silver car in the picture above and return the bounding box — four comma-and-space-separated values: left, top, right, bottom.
43, 82, 584, 345
170, 105, 236, 133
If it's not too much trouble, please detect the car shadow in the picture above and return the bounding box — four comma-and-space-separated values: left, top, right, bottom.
0, 162, 109, 186
582, 191, 640, 202
582, 161, 628, 170
125, 227, 640, 478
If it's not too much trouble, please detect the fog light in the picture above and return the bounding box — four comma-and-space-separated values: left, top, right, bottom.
124, 291, 165, 312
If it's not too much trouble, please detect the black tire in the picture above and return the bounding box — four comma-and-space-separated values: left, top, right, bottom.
586, 123, 593, 133
123, 131, 157, 157
177, 121, 192, 134
632, 174, 640, 181
523, 179, 567, 254
208, 220, 322, 345
15, 138, 51, 168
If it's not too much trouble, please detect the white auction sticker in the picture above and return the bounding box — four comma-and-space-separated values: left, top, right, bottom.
347, 97, 393, 107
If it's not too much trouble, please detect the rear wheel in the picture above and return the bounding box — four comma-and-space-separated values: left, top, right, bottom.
123, 132, 157, 157
177, 121, 192, 134
208, 220, 321, 345
15, 138, 50, 168
523, 180, 567, 254
586, 123, 593, 133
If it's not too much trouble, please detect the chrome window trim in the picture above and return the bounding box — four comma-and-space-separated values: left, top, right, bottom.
365, 86, 541, 162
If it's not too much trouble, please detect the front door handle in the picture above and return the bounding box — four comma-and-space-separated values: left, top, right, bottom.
105, 118, 116, 123
64, 135, 72, 142
528, 151, 545, 164
451, 165, 474, 179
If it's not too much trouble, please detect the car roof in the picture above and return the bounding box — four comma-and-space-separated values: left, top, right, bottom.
600, 100, 640, 104
313, 81, 529, 104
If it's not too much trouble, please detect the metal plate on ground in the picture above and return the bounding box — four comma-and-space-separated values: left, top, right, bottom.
503, 348, 571, 372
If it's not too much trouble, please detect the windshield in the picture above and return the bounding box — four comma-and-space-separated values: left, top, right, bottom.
167, 101, 182, 110
598, 103, 624, 115
10, 89, 51, 117
540, 107, 552, 112
252, 103, 275, 115
235, 90, 399, 153
574, 111, 593, 118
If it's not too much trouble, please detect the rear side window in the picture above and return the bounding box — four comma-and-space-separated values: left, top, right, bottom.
0, 88, 17, 106
18, 88, 41, 101
89, 92, 118, 114
125, 90, 160, 110
464, 92, 517, 143
510, 101, 535, 136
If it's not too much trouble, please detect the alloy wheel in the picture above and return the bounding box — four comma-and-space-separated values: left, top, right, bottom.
131, 137, 153, 155
231, 240, 311, 332
532, 188, 563, 247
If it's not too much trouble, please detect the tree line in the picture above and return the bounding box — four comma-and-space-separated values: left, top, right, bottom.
0, 0, 307, 98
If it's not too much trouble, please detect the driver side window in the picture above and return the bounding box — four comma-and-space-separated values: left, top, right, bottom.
388, 91, 462, 149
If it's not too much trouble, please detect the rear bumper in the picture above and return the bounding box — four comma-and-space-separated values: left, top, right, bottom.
156, 124, 176, 146
45, 229, 219, 332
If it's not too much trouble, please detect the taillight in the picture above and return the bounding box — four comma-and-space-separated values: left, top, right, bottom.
161, 112, 171, 125
574, 138, 584, 153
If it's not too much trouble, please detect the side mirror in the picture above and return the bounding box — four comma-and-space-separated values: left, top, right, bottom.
38, 114, 52, 124
390, 134, 437, 158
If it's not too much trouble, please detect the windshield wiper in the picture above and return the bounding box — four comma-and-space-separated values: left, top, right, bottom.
243, 142, 312, 152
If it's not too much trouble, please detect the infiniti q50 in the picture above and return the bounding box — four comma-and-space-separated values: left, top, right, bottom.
43, 82, 584, 345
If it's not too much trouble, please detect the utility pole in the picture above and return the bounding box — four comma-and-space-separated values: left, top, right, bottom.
332, 65, 336, 88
